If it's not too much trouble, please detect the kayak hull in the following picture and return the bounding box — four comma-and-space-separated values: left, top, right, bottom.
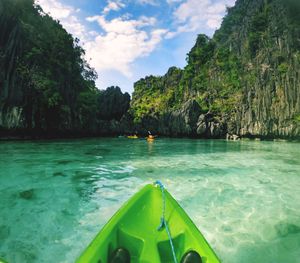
127, 135, 138, 139
76, 184, 220, 263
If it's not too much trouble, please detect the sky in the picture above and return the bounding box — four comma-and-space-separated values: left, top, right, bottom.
36, 0, 236, 94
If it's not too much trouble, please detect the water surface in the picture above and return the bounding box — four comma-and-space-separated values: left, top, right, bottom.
0, 138, 299, 263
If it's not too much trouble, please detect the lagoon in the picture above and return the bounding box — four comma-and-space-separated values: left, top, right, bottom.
0, 138, 299, 263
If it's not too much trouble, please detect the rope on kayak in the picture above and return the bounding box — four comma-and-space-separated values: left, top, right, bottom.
154, 180, 178, 263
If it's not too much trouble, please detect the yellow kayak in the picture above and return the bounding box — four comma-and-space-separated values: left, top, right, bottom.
127, 135, 138, 139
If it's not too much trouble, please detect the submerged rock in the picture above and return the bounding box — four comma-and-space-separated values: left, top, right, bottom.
53, 172, 66, 177
19, 189, 34, 200
275, 222, 300, 238
57, 160, 73, 165
0, 225, 10, 240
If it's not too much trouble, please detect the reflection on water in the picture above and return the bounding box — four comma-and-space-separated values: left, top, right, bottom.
0, 138, 299, 263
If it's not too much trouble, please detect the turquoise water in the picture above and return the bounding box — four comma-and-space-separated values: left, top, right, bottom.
0, 138, 299, 263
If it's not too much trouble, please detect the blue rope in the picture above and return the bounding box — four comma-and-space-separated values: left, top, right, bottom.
154, 181, 178, 263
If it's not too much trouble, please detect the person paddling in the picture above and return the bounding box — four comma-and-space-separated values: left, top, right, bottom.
147, 131, 155, 140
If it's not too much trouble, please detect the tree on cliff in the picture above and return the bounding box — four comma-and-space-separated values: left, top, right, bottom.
0, 0, 130, 135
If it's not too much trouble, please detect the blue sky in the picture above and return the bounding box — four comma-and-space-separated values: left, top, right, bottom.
37, 0, 236, 94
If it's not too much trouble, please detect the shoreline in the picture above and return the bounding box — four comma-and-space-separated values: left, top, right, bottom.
1, 132, 299, 142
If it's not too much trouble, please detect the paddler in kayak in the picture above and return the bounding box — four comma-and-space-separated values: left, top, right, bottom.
147, 130, 155, 141
109, 248, 202, 263
128, 131, 139, 139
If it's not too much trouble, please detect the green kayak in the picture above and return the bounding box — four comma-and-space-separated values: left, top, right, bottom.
76, 183, 220, 263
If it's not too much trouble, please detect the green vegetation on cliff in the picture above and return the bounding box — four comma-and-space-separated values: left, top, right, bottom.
0, 0, 95, 131
131, 0, 300, 138
0, 0, 130, 135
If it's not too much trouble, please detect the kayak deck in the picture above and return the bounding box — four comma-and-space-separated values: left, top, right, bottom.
76, 184, 220, 263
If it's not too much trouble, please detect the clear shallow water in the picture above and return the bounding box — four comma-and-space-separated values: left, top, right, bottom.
0, 138, 299, 263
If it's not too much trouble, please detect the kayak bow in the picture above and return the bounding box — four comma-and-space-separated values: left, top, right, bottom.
76, 183, 220, 263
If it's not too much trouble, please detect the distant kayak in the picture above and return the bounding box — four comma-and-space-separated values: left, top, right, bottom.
127, 135, 138, 139
76, 183, 220, 263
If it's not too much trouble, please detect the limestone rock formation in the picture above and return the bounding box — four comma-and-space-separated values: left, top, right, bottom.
130, 0, 300, 139
168, 100, 201, 136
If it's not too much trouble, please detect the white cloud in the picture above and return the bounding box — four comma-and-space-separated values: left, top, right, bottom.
36, 0, 87, 42
136, 0, 158, 5
166, 0, 183, 4
36, 0, 168, 81
85, 15, 167, 77
87, 15, 157, 35
171, 0, 236, 35
103, 0, 125, 14
36, 0, 72, 19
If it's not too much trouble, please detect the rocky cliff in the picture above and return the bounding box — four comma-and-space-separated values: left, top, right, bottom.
0, 0, 130, 138
130, 0, 300, 139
